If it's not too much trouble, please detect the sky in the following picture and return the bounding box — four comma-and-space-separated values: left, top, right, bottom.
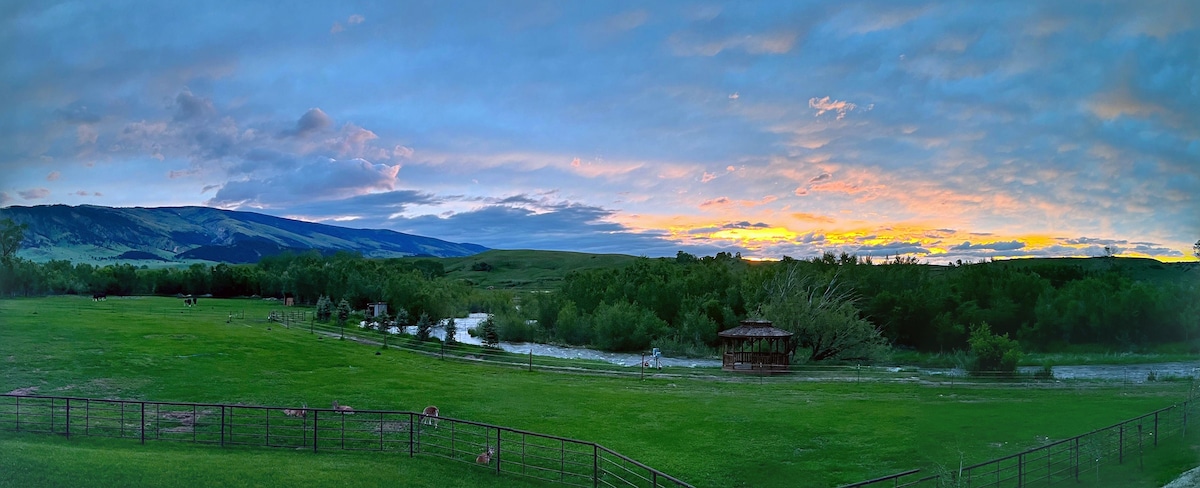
2, 1, 1198, 263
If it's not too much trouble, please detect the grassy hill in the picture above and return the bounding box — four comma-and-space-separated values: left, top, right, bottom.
432, 249, 640, 290
0, 204, 487, 264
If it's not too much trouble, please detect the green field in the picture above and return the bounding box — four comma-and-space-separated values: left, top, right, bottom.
2, 296, 1198, 487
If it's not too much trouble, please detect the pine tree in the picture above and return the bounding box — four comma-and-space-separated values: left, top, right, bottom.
480, 315, 500, 349
444, 317, 458, 345
336, 298, 352, 339
416, 313, 432, 341
316, 295, 332, 322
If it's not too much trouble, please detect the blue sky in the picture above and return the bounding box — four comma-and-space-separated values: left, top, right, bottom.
2, 1, 1197, 262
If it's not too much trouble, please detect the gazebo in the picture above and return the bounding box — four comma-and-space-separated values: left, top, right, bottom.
718, 319, 796, 373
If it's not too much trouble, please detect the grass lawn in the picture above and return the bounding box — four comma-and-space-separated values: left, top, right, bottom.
2, 296, 1198, 487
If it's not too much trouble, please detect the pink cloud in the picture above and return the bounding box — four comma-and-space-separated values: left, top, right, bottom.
47, 171, 61, 181
809, 96, 858, 120
19, 188, 50, 200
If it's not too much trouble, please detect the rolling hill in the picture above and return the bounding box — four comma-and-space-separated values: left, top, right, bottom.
0, 204, 488, 264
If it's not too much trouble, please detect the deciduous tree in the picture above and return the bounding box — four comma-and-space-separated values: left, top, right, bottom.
757, 265, 889, 363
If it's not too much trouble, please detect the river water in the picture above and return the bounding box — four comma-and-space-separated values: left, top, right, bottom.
380, 314, 1200, 381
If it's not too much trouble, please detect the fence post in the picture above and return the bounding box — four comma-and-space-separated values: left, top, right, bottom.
313, 411, 319, 453
65, 398, 70, 438
14, 396, 18, 431
140, 402, 145, 445
1155, 411, 1159, 446
1018, 452, 1024, 487
1119, 424, 1124, 464
593, 444, 599, 488
408, 412, 414, 457
220, 406, 225, 447
1073, 437, 1079, 482
51, 398, 55, 434
529, 350, 533, 372
496, 428, 502, 475
1138, 424, 1143, 470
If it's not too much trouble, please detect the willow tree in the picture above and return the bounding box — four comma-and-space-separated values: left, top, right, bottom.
757, 265, 889, 363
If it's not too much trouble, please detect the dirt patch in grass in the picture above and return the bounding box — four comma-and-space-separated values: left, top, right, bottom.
5, 386, 38, 396
160, 409, 213, 433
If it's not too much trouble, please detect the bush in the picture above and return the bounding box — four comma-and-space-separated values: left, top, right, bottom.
967, 322, 1022, 375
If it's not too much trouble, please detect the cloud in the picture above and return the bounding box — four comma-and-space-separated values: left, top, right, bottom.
55, 102, 102, 124
47, 171, 61, 181
791, 212, 835, 224
808, 96, 858, 120
729, 92, 739, 100
19, 188, 50, 200
332, 14, 365, 34
282, 108, 333, 138
208, 157, 400, 208
0, 192, 11, 206
174, 91, 215, 121
950, 240, 1027, 251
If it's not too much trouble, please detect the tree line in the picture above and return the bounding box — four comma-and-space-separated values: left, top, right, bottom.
2, 216, 1197, 363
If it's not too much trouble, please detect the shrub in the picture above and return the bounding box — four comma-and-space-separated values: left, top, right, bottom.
967, 322, 1022, 375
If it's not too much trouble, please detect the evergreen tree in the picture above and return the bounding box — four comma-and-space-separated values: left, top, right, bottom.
444, 317, 458, 345
480, 315, 500, 349
336, 298, 352, 339
416, 312, 432, 341
316, 295, 333, 322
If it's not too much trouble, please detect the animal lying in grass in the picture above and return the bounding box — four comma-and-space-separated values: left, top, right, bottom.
477, 447, 494, 465
332, 400, 354, 414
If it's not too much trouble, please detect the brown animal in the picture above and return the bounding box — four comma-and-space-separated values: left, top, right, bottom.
476, 447, 495, 465
283, 403, 307, 418
421, 405, 440, 428
332, 400, 354, 414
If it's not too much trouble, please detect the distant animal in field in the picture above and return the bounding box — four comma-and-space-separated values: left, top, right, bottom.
283, 403, 307, 418
421, 405, 440, 428
92, 293, 107, 301
183, 298, 194, 307
332, 400, 354, 414
476, 447, 494, 465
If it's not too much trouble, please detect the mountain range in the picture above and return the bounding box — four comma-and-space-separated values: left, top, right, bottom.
0, 205, 488, 264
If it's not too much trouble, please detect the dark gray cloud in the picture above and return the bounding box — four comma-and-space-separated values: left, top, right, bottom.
951, 240, 1026, 251
174, 91, 216, 122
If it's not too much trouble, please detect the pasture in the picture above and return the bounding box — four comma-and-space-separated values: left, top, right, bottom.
1, 296, 1197, 487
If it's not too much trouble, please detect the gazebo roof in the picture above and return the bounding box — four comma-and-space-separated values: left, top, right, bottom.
718, 319, 793, 339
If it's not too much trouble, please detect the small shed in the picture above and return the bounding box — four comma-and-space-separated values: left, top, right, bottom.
718, 319, 796, 373
367, 302, 388, 318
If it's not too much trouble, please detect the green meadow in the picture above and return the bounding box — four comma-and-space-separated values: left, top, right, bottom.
2, 296, 1198, 487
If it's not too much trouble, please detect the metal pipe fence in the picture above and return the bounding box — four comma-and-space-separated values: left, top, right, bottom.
840, 395, 1200, 488
0, 394, 692, 488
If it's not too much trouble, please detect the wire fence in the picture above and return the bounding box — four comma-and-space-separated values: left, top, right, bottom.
838, 393, 1200, 488
0, 394, 692, 488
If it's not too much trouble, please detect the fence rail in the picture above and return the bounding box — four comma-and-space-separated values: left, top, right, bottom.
840, 394, 1200, 488
0, 394, 692, 488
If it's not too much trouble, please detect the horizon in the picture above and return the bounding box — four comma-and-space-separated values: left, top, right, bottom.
3, 1, 1197, 264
